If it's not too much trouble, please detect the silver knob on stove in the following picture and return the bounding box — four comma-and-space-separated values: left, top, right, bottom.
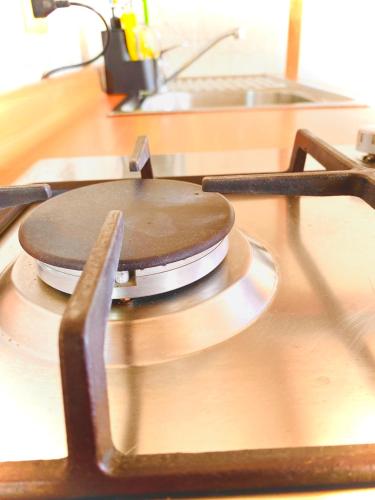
356, 125, 375, 153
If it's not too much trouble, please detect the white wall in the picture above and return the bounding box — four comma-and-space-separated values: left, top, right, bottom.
299, 0, 375, 103
0, 0, 290, 93
0, 1, 45, 92
148, 0, 290, 78
3, 0, 375, 103
0, 0, 109, 93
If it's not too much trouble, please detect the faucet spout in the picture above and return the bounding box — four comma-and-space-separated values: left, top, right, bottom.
163, 27, 242, 85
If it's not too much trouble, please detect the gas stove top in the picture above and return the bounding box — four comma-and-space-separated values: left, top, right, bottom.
0, 130, 374, 499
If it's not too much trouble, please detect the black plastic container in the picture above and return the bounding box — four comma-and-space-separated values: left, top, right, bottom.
101, 29, 159, 95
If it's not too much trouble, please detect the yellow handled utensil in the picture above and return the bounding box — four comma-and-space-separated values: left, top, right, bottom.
120, 11, 158, 60
120, 11, 138, 60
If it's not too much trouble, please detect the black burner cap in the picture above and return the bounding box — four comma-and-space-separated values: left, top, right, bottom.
19, 179, 235, 271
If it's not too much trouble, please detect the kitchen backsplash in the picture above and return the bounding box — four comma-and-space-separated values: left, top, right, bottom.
0, 0, 290, 92
2, 0, 375, 104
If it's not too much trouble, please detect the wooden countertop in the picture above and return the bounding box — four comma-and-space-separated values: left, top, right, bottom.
2, 68, 375, 184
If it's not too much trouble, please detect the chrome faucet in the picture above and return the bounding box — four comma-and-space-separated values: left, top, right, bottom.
161, 27, 243, 85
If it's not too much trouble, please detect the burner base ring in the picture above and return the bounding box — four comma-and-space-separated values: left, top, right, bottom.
36, 237, 229, 298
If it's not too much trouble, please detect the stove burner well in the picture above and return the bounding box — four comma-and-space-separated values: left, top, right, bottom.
18, 179, 235, 296
1, 229, 278, 365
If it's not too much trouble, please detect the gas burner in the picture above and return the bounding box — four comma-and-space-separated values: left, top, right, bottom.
1, 229, 277, 365
18, 179, 234, 298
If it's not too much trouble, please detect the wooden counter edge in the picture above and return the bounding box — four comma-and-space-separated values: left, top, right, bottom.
0, 68, 121, 184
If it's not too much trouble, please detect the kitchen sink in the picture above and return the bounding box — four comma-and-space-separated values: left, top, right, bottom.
111, 75, 358, 115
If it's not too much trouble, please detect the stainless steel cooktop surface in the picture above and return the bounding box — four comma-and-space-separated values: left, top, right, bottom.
0, 142, 374, 499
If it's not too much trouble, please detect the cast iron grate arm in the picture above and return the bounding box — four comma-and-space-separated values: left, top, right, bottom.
0, 184, 52, 208
59, 210, 124, 475
202, 129, 375, 209
0, 184, 53, 236
129, 135, 154, 179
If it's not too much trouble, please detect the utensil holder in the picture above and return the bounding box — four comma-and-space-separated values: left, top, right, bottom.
101, 29, 159, 95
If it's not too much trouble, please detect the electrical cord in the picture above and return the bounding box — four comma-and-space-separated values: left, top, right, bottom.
42, 1, 110, 79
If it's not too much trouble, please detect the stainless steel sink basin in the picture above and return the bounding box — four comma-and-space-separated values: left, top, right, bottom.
246, 90, 312, 106
111, 75, 358, 115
